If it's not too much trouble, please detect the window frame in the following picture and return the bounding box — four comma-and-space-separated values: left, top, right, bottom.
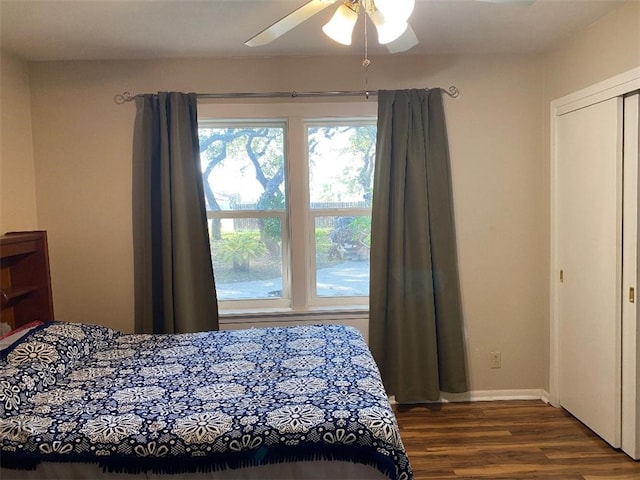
197, 101, 377, 314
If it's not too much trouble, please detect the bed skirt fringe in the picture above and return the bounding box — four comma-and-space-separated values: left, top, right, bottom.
2, 444, 400, 479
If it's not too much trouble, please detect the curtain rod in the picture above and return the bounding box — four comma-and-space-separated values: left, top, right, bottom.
113, 86, 460, 104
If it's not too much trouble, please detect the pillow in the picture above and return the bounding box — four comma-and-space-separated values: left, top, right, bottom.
3, 321, 120, 369
0, 322, 11, 336
0, 321, 45, 352
0, 321, 121, 418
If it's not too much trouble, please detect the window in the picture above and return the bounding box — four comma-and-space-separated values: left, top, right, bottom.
199, 123, 288, 307
307, 122, 376, 301
198, 102, 377, 312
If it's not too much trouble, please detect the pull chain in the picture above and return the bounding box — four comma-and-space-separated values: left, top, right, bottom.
362, 1, 371, 99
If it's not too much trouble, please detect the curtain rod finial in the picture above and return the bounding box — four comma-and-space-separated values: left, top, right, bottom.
114, 92, 134, 104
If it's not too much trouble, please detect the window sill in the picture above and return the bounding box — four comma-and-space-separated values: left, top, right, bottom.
219, 306, 369, 324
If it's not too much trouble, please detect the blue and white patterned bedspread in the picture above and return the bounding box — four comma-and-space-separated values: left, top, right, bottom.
0, 322, 412, 479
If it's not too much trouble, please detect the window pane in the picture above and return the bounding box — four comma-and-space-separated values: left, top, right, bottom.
308, 125, 376, 207
209, 217, 283, 301
199, 126, 286, 211
315, 215, 370, 297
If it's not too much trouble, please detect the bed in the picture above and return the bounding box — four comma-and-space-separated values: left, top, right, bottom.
0, 321, 413, 479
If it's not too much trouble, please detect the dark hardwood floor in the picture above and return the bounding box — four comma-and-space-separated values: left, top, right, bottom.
394, 400, 640, 480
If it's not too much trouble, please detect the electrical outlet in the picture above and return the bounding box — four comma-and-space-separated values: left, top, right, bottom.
490, 351, 501, 369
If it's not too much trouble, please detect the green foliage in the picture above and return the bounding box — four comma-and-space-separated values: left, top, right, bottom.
216, 232, 266, 272
315, 227, 333, 255
212, 228, 339, 284
327, 216, 371, 261
259, 191, 285, 241
339, 126, 376, 203
347, 216, 372, 247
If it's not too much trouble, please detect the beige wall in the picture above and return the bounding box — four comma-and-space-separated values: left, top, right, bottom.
29, 53, 547, 392
539, 0, 640, 391
543, 0, 640, 102
0, 50, 38, 232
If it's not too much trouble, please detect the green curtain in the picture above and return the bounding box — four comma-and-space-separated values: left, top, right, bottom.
132, 92, 219, 334
369, 89, 467, 403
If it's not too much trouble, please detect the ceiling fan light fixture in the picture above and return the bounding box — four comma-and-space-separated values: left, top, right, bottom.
368, 9, 408, 44
322, 4, 358, 45
373, 0, 415, 23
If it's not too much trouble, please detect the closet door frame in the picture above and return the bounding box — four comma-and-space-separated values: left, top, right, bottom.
550, 67, 640, 458
622, 92, 640, 459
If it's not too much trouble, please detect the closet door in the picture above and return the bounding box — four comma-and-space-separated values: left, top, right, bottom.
556, 97, 623, 448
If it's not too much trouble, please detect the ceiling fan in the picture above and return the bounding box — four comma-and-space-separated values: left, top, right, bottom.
245, 0, 535, 54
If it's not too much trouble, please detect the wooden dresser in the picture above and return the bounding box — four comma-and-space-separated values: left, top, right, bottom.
0, 231, 54, 329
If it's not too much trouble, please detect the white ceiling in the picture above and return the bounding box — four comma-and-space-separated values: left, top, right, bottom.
0, 0, 627, 62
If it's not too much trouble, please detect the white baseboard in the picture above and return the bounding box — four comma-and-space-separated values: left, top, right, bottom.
389, 389, 552, 405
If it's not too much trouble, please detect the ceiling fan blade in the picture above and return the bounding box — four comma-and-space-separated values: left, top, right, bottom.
245, 0, 338, 47
386, 24, 418, 54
